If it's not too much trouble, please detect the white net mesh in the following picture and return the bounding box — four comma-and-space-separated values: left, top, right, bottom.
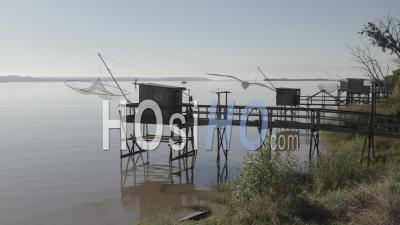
318, 84, 337, 94
64, 78, 130, 100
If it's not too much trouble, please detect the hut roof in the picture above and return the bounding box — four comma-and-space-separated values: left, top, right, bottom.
138, 83, 186, 90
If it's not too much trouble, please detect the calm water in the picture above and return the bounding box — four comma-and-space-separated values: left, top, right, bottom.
0, 80, 334, 225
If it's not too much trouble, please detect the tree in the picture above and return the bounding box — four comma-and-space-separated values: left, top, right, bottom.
360, 14, 400, 64
349, 45, 389, 87
349, 15, 400, 93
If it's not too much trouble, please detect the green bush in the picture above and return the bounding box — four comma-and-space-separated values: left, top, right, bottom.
220, 148, 334, 225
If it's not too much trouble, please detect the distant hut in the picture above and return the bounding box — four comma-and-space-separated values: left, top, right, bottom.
338, 78, 373, 103
347, 78, 365, 94
276, 88, 301, 106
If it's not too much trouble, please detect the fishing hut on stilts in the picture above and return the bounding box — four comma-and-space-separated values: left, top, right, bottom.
123, 83, 197, 179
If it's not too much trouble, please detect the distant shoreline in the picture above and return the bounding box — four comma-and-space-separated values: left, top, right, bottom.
269, 78, 335, 81
0, 75, 335, 83
0, 75, 210, 83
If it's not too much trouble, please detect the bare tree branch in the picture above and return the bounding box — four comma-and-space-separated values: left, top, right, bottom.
348, 45, 389, 92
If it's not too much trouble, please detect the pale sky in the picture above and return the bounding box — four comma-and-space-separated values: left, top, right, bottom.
0, 0, 399, 79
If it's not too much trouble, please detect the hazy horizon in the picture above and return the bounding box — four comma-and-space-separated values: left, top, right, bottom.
1, 0, 399, 79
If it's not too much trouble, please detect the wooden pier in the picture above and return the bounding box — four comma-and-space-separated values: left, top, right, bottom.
122, 102, 400, 164
119, 83, 399, 168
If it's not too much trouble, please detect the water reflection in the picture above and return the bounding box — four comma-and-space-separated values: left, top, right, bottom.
217, 161, 228, 188
119, 153, 227, 219
120, 155, 197, 192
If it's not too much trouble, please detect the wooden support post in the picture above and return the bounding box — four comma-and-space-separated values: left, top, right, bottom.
215, 91, 231, 163
309, 130, 320, 160
361, 91, 377, 168
217, 160, 228, 188
308, 111, 320, 161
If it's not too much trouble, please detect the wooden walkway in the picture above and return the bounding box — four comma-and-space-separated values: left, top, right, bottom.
192, 105, 400, 139
125, 103, 400, 139
123, 102, 399, 164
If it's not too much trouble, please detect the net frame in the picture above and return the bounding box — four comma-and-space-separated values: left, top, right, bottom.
64, 78, 130, 99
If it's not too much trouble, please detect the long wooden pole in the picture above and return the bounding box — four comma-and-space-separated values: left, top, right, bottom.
98, 53, 130, 103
